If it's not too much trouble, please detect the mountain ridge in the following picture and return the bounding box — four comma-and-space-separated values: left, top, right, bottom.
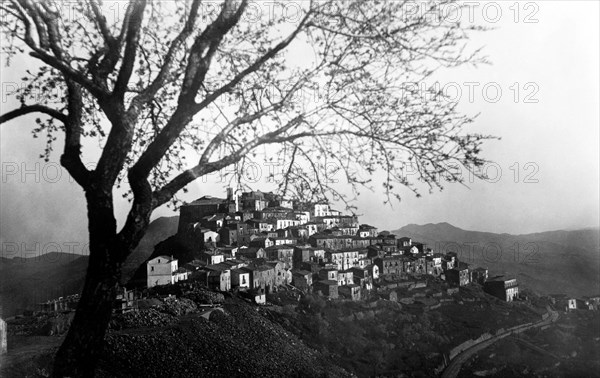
392, 222, 600, 297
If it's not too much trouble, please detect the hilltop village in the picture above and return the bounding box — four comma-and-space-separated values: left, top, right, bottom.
145, 189, 518, 304
3, 189, 599, 377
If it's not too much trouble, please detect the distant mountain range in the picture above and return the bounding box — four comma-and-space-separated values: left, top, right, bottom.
392, 222, 600, 297
1, 218, 598, 316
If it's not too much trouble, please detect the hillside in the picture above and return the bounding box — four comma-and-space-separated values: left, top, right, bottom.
1, 291, 350, 377
0, 252, 88, 317
392, 223, 600, 297
0, 216, 179, 317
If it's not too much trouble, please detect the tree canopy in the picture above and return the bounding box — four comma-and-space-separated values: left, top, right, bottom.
1, 0, 490, 211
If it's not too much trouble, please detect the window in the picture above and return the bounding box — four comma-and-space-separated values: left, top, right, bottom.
151, 267, 154, 272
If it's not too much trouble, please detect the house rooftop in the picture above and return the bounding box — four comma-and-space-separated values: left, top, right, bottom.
150, 255, 175, 263
254, 265, 275, 272
265, 244, 295, 250
206, 264, 230, 272
263, 206, 294, 211
292, 269, 312, 276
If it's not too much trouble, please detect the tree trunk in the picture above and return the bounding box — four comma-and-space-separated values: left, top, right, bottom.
52, 190, 124, 377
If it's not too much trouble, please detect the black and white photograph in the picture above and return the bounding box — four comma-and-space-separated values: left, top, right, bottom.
0, 1, 598, 377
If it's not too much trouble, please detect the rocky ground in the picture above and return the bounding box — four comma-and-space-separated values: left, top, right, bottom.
1, 287, 350, 377
97, 295, 349, 377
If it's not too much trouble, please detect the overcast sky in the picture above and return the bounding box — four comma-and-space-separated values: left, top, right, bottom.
1, 1, 598, 257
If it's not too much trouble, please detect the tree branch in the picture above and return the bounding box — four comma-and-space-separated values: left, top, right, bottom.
130, 0, 202, 108
113, 0, 147, 97
128, 0, 248, 181
60, 80, 91, 188
151, 115, 304, 209
0, 105, 67, 124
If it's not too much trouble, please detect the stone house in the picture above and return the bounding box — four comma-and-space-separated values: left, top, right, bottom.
299, 261, 321, 274
445, 263, 470, 287
231, 268, 251, 289
249, 236, 275, 248
358, 224, 378, 237
200, 213, 226, 231
265, 245, 295, 270
337, 270, 354, 286
409, 254, 427, 274
357, 257, 372, 269
287, 226, 309, 240
243, 265, 276, 293
374, 256, 408, 277
484, 278, 519, 302
236, 223, 261, 245
267, 261, 288, 287
471, 267, 488, 284
178, 196, 226, 233
339, 284, 361, 301
205, 264, 231, 291
318, 267, 339, 282
291, 270, 313, 292
441, 257, 455, 271
367, 245, 386, 259
258, 206, 293, 219
218, 225, 238, 246
293, 245, 318, 267
583, 296, 600, 310
236, 247, 266, 260
268, 218, 301, 230
246, 218, 273, 233
397, 236, 411, 248
309, 234, 354, 250
190, 267, 226, 292
313, 203, 331, 217
271, 236, 298, 246
241, 191, 268, 211
147, 256, 186, 288
193, 227, 220, 245
367, 264, 380, 280
326, 248, 360, 271
425, 254, 443, 276
200, 251, 225, 265
303, 222, 320, 236
348, 267, 372, 289
315, 280, 339, 299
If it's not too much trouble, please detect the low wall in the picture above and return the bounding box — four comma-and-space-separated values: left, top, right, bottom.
449, 332, 493, 360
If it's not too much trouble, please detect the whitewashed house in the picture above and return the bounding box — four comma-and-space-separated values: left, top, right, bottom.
147, 256, 188, 288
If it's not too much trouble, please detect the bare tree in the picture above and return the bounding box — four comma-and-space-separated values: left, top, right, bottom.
0, 0, 492, 376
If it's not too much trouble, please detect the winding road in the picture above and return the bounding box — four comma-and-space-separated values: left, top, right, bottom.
440, 307, 559, 378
